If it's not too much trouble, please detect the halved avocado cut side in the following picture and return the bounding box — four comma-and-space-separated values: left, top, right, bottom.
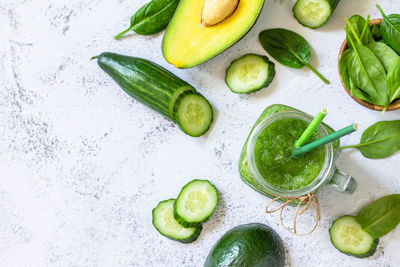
162, 0, 265, 68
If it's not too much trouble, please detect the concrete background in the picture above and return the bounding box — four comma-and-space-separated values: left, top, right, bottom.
1, 0, 399, 266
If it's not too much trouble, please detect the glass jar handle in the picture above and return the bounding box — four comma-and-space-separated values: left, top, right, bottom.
328, 168, 357, 194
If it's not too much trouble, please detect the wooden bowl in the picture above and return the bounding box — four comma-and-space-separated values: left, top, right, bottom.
338, 18, 400, 111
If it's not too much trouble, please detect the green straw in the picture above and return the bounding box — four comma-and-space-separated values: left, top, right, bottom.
292, 123, 358, 158
295, 108, 328, 148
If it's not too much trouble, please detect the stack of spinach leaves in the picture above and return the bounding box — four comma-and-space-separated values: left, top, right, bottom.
339, 5, 400, 109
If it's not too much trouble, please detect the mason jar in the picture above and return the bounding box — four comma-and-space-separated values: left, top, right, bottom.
239, 106, 357, 203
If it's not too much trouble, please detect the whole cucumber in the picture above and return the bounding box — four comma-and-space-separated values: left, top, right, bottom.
93, 52, 213, 137
95, 52, 194, 119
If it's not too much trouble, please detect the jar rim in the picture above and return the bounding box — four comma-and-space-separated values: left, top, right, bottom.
246, 111, 334, 198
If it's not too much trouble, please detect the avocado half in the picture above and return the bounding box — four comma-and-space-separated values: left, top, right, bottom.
204, 223, 285, 267
162, 0, 265, 68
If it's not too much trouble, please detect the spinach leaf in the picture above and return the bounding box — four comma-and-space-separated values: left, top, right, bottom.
339, 48, 373, 103
341, 120, 400, 159
114, 0, 179, 39
377, 5, 400, 55
345, 15, 374, 48
349, 79, 373, 103
367, 42, 399, 72
339, 49, 352, 89
356, 194, 400, 238
387, 57, 400, 103
370, 24, 382, 41
259, 28, 329, 84
341, 18, 391, 106
344, 41, 389, 106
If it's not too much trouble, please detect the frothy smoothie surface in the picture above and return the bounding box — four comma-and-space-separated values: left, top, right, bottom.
254, 118, 325, 190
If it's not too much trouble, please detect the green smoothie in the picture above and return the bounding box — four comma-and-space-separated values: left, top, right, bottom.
239, 104, 339, 198
253, 118, 325, 191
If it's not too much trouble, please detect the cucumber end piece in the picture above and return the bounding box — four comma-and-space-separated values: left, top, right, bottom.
293, 0, 332, 29
176, 94, 213, 137
329, 216, 378, 258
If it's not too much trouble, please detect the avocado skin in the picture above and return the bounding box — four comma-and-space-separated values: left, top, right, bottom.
204, 223, 285, 267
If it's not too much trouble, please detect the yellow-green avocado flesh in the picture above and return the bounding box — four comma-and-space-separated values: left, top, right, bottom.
162, 0, 265, 68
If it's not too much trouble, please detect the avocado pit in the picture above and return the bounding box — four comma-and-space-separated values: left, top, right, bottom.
201, 0, 239, 26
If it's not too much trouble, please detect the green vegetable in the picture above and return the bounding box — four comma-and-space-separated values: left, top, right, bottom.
93, 52, 213, 137
377, 5, 400, 54
175, 93, 214, 137
367, 42, 399, 73
370, 24, 382, 40
173, 180, 218, 228
204, 223, 285, 267
342, 19, 390, 107
344, 43, 389, 107
345, 15, 374, 48
340, 15, 400, 107
340, 48, 373, 103
225, 54, 276, 94
341, 120, 400, 159
293, 0, 340, 29
259, 28, 329, 84
343, 42, 389, 106
387, 57, 400, 103
330, 194, 400, 258
329, 216, 379, 258
152, 199, 202, 243
349, 79, 373, 103
357, 194, 400, 238
339, 49, 352, 90
114, 0, 179, 39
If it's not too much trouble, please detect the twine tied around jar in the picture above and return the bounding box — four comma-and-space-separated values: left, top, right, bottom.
265, 192, 320, 236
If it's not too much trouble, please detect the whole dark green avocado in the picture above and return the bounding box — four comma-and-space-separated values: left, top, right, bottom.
204, 223, 285, 267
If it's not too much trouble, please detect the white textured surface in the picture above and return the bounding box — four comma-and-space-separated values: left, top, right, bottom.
1, 0, 400, 266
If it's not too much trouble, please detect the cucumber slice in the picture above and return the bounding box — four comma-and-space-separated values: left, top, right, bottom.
225, 54, 275, 94
329, 216, 379, 258
152, 199, 202, 243
176, 93, 213, 137
293, 0, 340, 29
174, 180, 218, 228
